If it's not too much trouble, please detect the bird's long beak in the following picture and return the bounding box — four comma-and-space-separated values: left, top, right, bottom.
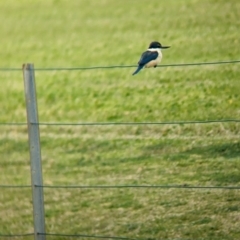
161, 46, 170, 49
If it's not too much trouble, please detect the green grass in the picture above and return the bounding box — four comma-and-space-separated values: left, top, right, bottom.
0, 0, 240, 239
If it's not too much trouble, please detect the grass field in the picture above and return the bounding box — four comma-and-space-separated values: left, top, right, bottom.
0, 0, 240, 239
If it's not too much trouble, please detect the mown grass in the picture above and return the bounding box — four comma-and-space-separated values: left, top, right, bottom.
0, 0, 240, 239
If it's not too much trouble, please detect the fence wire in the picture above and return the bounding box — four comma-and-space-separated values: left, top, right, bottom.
0, 232, 202, 240
0, 184, 239, 190
38, 184, 240, 190
0, 59, 240, 72
0, 119, 240, 126
38, 232, 228, 240
36, 119, 240, 126
0, 185, 31, 188
0, 233, 34, 238
1, 59, 240, 239
39, 232, 137, 240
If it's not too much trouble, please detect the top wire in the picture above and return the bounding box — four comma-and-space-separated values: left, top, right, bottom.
0, 60, 240, 71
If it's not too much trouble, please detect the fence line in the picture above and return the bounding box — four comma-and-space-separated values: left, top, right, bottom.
0, 233, 34, 238
0, 119, 240, 126
1, 232, 218, 240
35, 119, 240, 126
1, 62, 239, 239
39, 232, 138, 240
0, 232, 201, 240
41, 232, 237, 240
0, 184, 239, 190
38, 184, 240, 190
0, 185, 31, 188
0, 59, 240, 72
0, 122, 27, 126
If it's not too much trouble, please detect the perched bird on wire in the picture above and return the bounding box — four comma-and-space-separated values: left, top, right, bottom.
132, 41, 170, 75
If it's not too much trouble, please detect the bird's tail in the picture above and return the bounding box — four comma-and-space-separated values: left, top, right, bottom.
132, 65, 143, 75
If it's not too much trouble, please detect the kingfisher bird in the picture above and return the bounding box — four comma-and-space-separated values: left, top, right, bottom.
132, 41, 170, 75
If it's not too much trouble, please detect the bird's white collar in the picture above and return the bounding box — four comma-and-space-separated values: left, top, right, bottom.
147, 48, 161, 53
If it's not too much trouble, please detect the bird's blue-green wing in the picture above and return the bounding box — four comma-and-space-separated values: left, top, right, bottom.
138, 51, 158, 66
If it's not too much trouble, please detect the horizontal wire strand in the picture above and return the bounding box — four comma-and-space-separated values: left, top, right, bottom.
0, 185, 31, 188
38, 232, 236, 240
0, 123, 27, 126
0, 184, 239, 190
0, 119, 240, 126
35, 119, 240, 126
0, 233, 34, 238
37, 184, 240, 190
0, 59, 240, 71
39, 232, 137, 240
